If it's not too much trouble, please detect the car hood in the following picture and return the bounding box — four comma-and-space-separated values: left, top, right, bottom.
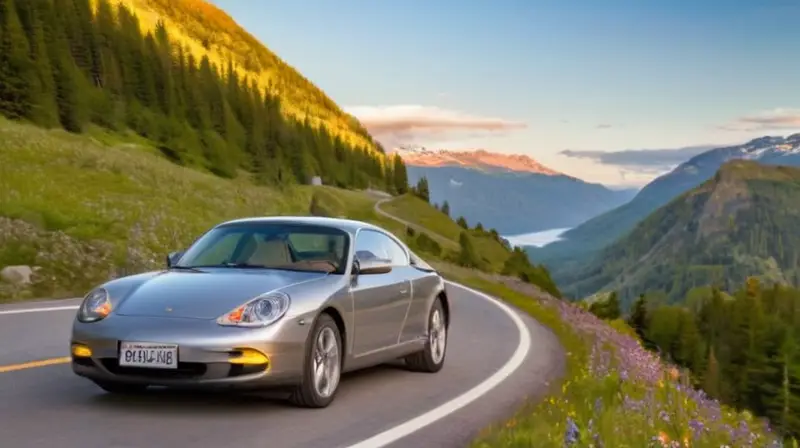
113, 268, 329, 320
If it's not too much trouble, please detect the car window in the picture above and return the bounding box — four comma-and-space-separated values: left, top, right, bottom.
355, 230, 408, 266
189, 231, 244, 266
288, 233, 345, 262
177, 222, 351, 274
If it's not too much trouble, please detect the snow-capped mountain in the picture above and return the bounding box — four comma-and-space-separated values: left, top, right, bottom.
391, 146, 562, 176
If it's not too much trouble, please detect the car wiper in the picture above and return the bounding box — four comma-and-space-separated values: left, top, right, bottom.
168, 265, 204, 272
220, 262, 268, 269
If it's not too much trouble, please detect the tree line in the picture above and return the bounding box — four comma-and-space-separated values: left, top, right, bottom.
0, 0, 408, 192
590, 279, 800, 440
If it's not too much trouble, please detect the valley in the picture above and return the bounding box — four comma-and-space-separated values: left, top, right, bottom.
393, 146, 637, 235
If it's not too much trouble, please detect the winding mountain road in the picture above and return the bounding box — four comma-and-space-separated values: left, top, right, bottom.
0, 200, 565, 447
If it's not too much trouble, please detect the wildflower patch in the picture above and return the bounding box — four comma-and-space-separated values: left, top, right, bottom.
441, 272, 780, 447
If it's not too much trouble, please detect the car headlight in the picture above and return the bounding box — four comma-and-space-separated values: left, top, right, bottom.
77, 288, 112, 323
217, 291, 291, 327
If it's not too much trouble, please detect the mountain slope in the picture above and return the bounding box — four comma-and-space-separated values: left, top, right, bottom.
0, 0, 400, 192
557, 160, 800, 306
118, 0, 382, 155
534, 134, 800, 266
394, 147, 637, 235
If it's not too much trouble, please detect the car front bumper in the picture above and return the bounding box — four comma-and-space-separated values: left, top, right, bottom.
70, 313, 312, 389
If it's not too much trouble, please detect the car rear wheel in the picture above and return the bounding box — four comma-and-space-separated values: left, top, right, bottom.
404, 297, 447, 373
289, 313, 342, 408
93, 380, 148, 395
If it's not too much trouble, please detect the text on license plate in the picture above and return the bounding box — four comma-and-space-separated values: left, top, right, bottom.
119, 342, 178, 369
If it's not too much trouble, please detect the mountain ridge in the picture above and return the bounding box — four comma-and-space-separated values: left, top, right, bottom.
392, 145, 563, 176
533, 133, 800, 269
556, 159, 800, 305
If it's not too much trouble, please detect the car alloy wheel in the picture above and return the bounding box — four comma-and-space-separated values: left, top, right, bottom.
312, 326, 341, 398
289, 313, 343, 408
429, 307, 447, 365
404, 297, 447, 373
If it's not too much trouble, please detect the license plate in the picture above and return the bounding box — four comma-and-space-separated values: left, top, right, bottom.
119, 342, 178, 369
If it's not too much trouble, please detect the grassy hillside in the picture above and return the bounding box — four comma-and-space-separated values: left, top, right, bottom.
116, 0, 382, 155
556, 160, 800, 306
0, 118, 395, 299
381, 194, 514, 271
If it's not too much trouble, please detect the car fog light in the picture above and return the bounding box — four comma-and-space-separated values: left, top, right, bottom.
71, 343, 92, 358
229, 348, 269, 365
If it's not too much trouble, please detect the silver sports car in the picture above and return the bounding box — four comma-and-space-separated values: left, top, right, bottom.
70, 216, 450, 407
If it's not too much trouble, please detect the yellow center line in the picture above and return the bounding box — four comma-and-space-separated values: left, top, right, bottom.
0, 357, 71, 374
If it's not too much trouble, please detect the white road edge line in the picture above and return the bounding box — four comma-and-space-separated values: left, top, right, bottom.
0, 305, 80, 316
343, 280, 533, 448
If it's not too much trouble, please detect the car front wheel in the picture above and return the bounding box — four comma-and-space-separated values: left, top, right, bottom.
404, 297, 447, 373
289, 313, 342, 408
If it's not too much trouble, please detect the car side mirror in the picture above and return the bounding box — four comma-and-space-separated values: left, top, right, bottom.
166, 251, 184, 268
356, 258, 392, 275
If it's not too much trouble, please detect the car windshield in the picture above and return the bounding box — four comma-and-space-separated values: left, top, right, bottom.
175, 222, 350, 274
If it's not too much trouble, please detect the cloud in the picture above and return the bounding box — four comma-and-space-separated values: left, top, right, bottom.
560, 144, 719, 172
719, 108, 800, 132
345, 104, 526, 146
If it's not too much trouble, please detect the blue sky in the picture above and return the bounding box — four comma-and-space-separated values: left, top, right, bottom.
210, 0, 800, 187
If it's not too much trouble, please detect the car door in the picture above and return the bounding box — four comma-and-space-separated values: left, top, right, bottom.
350, 229, 413, 355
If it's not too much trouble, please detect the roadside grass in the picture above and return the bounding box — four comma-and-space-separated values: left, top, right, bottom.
434, 263, 780, 447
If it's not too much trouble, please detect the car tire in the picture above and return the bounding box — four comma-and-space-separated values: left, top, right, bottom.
93, 380, 148, 394
404, 297, 447, 373
288, 313, 343, 408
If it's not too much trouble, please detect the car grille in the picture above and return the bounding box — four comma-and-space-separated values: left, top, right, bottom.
100, 358, 208, 380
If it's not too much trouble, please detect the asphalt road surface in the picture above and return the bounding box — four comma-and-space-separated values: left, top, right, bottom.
0, 282, 564, 448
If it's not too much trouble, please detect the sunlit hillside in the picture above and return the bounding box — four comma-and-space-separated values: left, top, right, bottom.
111, 0, 383, 158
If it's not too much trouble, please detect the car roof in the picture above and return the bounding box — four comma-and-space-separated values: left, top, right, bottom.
216, 216, 385, 234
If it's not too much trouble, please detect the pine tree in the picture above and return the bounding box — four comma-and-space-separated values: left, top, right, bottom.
0, 0, 35, 119
412, 176, 430, 202
457, 231, 480, 268
392, 153, 408, 194
703, 346, 721, 399
441, 200, 450, 217
628, 295, 649, 338
15, 0, 59, 127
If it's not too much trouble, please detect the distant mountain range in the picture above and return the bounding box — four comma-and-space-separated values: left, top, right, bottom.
392, 146, 638, 235
396, 145, 561, 175
532, 133, 800, 290
554, 159, 800, 306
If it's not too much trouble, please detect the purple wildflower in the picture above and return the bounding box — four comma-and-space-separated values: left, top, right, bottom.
565, 416, 580, 446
